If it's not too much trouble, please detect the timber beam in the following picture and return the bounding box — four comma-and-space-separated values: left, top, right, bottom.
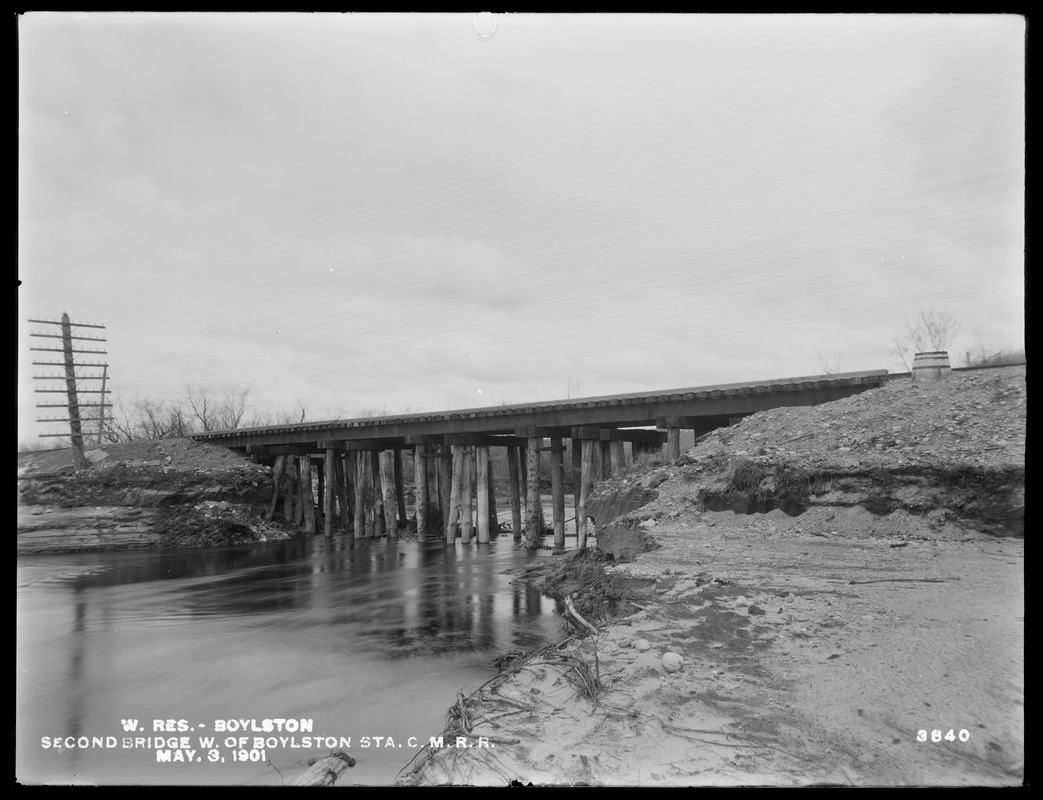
656, 414, 734, 430
516, 426, 573, 439
247, 444, 323, 456
343, 439, 405, 451
445, 433, 528, 447
599, 428, 667, 444
403, 434, 444, 446
570, 427, 602, 440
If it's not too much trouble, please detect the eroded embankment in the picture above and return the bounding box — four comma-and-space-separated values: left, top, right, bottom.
17, 464, 291, 551
686, 458, 1022, 534
589, 455, 1023, 563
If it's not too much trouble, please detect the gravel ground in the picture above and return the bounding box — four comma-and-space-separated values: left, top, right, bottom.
697, 365, 1025, 471
17, 437, 262, 476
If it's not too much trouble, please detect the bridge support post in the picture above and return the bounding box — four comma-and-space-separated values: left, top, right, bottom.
507, 445, 522, 541
476, 446, 490, 543
283, 456, 296, 522
316, 462, 326, 528
267, 454, 286, 521
370, 452, 384, 538
379, 451, 397, 537
300, 455, 316, 534
335, 454, 348, 532
571, 438, 581, 535
293, 458, 305, 527
519, 446, 530, 538
667, 426, 681, 461
578, 439, 595, 550
486, 453, 499, 536
343, 453, 354, 524
599, 440, 612, 480
445, 445, 463, 543
524, 436, 541, 549
611, 440, 626, 474
460, 447, 475, 544
353, 452, 366, 540
394, 449, 407, 529
414, 445, 428, 541
550, 437, 565, 551
324, 448, 335, 537
438, 444, 452, 536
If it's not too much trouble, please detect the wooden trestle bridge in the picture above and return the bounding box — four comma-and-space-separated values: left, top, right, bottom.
190, 369, 889, 550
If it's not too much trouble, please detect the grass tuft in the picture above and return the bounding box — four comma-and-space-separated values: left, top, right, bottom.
725, 458, 767, 493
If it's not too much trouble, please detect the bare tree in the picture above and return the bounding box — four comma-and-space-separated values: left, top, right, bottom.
185, 385, 218, 432
166, 405, 193, 438
182, 386, 250, 431
889, 309, 961, 371
103, 395, 196, 442
139, 399, 176, 440
319, 403, 347, 421
356, 406, 390, 418
815, 349, 843, 375
248, 400, 308, 426
105, 395, 139, 443
215, 388, 250, 430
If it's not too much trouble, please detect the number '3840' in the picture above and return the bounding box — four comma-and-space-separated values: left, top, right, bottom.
917, 729, 970, 743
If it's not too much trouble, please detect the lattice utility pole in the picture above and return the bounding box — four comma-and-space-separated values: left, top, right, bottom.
30, 313, 111, 469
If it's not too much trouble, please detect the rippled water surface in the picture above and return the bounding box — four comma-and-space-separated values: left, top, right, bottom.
17, 536, 564, 785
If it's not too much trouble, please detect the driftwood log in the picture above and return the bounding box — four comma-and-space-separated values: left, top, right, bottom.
291, 750, 356, 786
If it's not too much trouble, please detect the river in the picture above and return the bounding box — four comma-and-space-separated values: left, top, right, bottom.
16, 535, 566, 786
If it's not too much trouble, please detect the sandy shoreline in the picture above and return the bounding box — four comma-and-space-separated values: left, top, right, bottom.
398, 511, 1024, 786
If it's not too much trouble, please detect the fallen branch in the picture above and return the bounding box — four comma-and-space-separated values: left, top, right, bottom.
456, 688, 470, 735
564, 594, 602, 693
563, 595, 599, 636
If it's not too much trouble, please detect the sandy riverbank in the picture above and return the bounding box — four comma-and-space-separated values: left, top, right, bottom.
398, 514, 1022, 786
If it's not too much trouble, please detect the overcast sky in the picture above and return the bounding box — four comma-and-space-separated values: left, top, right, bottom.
18, 13, 1025, 444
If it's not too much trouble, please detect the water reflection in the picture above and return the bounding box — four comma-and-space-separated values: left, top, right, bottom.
17, 536, 565, 785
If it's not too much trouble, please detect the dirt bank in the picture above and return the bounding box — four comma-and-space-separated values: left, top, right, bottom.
398, 366, 1025, 787
17, 438, 295, 553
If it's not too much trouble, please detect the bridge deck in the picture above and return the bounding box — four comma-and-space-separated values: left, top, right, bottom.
190, 369, 889, 453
